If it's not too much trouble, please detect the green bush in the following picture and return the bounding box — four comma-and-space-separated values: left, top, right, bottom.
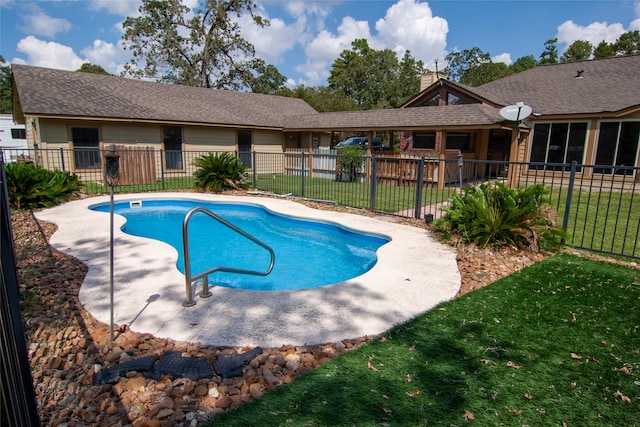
337, 146, 365, 182
432, 181, 565, 251
193, 152, 249, 192
5, 162, 82, 210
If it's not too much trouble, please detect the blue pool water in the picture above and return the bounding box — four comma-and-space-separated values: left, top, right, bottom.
91, 199, 389, 291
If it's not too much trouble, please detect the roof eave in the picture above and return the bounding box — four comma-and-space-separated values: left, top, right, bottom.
25, 113, 285, 131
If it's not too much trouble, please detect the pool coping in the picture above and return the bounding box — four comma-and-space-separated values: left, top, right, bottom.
36, 193, 461, 348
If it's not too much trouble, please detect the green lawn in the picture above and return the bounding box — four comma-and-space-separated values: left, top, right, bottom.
552, 188, 640, 258
206, 254, 640, 426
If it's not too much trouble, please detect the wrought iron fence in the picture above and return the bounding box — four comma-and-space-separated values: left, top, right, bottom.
3, 147, 638, 259
1, 158, 41, 426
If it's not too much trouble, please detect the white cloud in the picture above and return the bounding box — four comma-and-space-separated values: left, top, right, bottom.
492, 53, 512, 65
81, 39, 129, 75
297, 16, 372, 84
16, 36, 85, 70
20, 9, 72, 38
89, 0, 141, 17
556, 20, 626, 51
373, 0, 448, 66
270, 0, 450, 85
240, 11, 307, 64
631, 1, 640, 30
284, 1, 332, 20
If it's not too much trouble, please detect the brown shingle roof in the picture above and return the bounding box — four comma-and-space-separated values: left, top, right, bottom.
12, 64, 317, 128
284, 104, 504, 131
473, 55, 640, 116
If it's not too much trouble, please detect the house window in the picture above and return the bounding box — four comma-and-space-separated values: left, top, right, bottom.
446, 93, 470, 105
71, 127, 101, 169
594, 121, 640, 175
530, 122, 587, 171
237, 130, 252, 167
423, 94, 439, 107
163, 126, 183, 170
11, 128, 26, 139
446, 132, 472, 152
412, 132, 435, 149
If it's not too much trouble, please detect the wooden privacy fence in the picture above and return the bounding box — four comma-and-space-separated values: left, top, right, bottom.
376, 152, 474, 186
110, 145, 156, 186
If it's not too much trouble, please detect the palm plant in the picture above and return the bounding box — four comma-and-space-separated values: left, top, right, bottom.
193, 152, 249, 192
5, 162, 81, 209
433, 181, 565, 251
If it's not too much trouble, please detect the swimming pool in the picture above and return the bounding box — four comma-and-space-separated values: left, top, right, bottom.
91, 199, 390, 291
36, 193, 461, 346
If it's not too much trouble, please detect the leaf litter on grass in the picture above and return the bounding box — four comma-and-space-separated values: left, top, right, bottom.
207, 254, 640, 427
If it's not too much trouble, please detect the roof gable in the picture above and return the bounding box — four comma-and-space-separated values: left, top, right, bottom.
402, 79, 496, 108
12, 64, 317, 128
473, 55, 640, 116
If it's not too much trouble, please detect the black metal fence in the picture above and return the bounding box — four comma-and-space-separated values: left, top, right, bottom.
3, 147, 638, 260
1, 158, 41, 426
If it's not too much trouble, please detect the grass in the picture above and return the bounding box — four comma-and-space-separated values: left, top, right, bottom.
206, 254, 640, 426
552, 188, 640, 258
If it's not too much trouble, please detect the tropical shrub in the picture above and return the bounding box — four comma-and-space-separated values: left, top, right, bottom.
193, 152, 249, 192
432, 181, 565, 251
337, 146, 365, 182
5, 161, 82, 210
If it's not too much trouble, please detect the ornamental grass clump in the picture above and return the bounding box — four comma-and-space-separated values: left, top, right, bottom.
433, 181, 565, 251
193, 152, 249, 192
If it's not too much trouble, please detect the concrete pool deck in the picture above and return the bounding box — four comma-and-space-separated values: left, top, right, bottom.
36, 193, 461, 348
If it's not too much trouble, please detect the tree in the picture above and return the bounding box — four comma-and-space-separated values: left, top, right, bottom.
540, 38, 558, 64
593, 40, 615, 58
560, 40, 593, 63
328, 38, 419, 110
461, 61, 512, 86
244, 60, 286, 94
613, 30, 640, 56
277, 85, 357, 112
510, 55, 538, 73
77, 63, 111, 75
0, 55, 12, 114
393, 50, 426, 105
122, 0, 270, 90
444, 47, 491, 82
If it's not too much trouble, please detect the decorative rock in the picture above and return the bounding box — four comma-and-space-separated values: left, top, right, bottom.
125, 376, 147, 393
249, 383, 263, 399
157, 408, 174, 419
215, 396, 233, 410
194, 384, 208, 397
207, 386, 220, 398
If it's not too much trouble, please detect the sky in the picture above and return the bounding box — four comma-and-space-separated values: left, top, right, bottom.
1, 0, 639, 87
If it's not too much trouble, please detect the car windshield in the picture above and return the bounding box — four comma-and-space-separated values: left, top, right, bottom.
335, 137, 365, 148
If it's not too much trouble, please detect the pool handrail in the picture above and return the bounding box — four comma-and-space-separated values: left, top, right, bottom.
182, 206, 275, 307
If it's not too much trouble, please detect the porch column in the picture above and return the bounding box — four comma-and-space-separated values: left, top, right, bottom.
367, 131, 374, 184
437, 130, 446, 190
507, 128, 520, 187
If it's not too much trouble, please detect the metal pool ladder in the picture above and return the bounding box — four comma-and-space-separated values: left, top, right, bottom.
182, 206, 275, 307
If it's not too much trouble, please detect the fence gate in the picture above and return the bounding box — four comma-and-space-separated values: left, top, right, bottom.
110, 146, 156, 186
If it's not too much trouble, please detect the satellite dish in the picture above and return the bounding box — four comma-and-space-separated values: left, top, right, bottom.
500, 103, 532, 122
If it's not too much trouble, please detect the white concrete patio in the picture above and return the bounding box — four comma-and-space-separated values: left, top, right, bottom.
36, 193, 461, 348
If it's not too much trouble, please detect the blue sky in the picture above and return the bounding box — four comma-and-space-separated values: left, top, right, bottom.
1, 0, 639, 87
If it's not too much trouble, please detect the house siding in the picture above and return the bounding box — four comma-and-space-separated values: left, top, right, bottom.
183, 127, 235, 151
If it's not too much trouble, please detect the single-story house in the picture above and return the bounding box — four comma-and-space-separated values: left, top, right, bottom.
10, 54, 640, 183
